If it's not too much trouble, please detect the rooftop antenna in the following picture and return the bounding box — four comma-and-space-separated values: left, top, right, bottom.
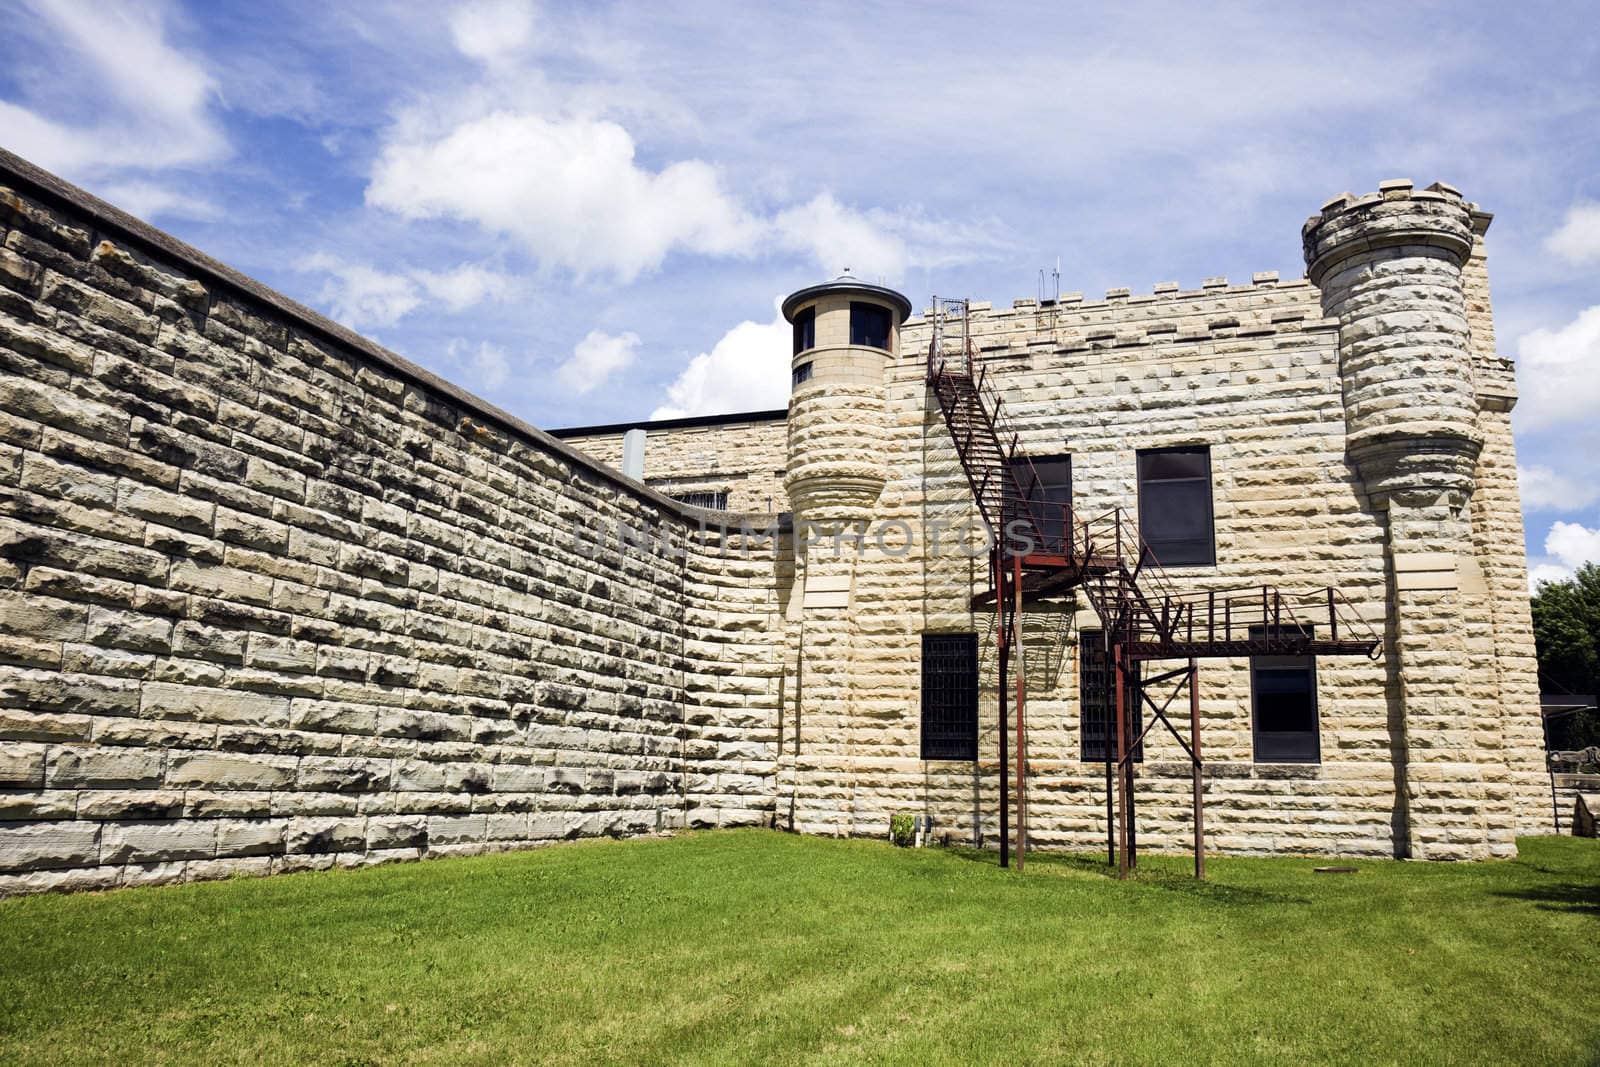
1038, 260, 1061, 306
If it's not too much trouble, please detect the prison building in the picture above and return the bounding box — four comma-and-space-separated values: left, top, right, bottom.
0, 145, 1549, 894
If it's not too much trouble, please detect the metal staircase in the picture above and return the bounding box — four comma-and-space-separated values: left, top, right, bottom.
925, 296, 1380, 878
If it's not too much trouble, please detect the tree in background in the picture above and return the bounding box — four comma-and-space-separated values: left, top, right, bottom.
1531, 562, 1600, 752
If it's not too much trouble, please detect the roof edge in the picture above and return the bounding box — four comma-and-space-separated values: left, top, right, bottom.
548, 408, 788, 438
0, 146, 730, 524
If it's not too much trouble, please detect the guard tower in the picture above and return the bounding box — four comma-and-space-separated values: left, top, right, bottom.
781, 277, 912, 522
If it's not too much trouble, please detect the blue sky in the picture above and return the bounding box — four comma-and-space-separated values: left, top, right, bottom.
1, 0, 1597, 582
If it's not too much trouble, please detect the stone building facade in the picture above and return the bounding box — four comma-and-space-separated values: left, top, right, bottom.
0, 145, 1547, 895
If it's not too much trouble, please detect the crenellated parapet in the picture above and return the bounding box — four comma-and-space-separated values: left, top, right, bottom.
1302, 180, 1482, 507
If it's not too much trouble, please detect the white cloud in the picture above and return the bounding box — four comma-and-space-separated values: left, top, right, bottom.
94, 180, 220, 223
2, 1, 225, 175
297, 254, 515, 329
1519, 464, 1600, 514
557, 330, 640, 395
366, 111, 761, 281
651, 308, 789, 420
774, 195, 908, 280
1515, 305, 1600, 433
444, 338, 511, 389
1529, 521, 1600, 591
450, 0, 536, 64
413, 265, 516, 311
1545, 201, 1600, 266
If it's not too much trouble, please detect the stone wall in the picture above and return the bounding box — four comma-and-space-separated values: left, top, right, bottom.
618, 244, 1546, 858
553, 415, 788, 514
0, 151, 782, 895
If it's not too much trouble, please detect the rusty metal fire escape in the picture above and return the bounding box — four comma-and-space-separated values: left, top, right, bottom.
926, 298, 1380, 878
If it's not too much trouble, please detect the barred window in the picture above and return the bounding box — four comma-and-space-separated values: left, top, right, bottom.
921, 633, 978, 761
1079, 629, 1142, 762
670, 490, 728, 510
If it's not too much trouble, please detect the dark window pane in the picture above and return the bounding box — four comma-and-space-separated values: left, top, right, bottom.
1079, 630, 1141, 762
792, 306, 815, 355
792, 361, 813, 387
922, 633, 978, 761
1011, 454, 1071, 553
1251, 655, 1319, 762
850, 302, 892, 349
1138, 447, 1214, 566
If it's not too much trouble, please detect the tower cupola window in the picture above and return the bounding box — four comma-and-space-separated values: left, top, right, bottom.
849, 302, 892, 350
792, 306, 815, 355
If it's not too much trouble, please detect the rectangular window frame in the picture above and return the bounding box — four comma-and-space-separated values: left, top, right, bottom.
1010, 452, 1071, 554
1078, 629, 1142, 763
792, 306, 815, 355
791, 361, 813, 387
849, 301, 893, 350
669, 489, 729, 510
1248, 624, 1320, 763
1136, 445, 1216, 568
921, 632, 978, 761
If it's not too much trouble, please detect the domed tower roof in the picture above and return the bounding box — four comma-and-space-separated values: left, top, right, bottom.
781, 275, 912, 324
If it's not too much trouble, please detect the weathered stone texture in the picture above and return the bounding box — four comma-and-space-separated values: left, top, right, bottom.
0, 160, 781, 894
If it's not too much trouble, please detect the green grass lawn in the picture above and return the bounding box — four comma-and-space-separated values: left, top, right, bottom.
1, 832, 1597, 1065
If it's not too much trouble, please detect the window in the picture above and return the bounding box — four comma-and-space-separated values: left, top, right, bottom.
1078, 630, 1142, 762
792, 305, 815, 355
1137, 447, 1214, 567
792, 361, 813, 387
1249, 625, 1319, 762
921, 633, 978, 761
1010, 454, 1071, 553
670, 490, 728, 510
849, 301, 892, 350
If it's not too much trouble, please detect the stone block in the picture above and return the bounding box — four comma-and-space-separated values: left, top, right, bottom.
215, 819, 287, 857
286, 816, 366, 854
0, 822, 100, 872
0, 791, 78, 821
76, 790, 186, 821
0, 742, 47, 788
101, 821, 217, 864
142, 682, 290, 728
367, 816, 428, 850
297, 756, 391, 793
46, 747, 164, 788
164, 753, 299, 791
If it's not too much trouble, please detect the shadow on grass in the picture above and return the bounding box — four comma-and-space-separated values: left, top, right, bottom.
944, 846, 1308, 905
1491, 882, 1600, 917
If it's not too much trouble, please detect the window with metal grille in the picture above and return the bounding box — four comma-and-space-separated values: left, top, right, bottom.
921, 633, 978, 761
850, 301, 892, 349
1079, 629, 1142, 762
670, 490, 728, 510
792, 361, 813, 387
1136, 446, 1215, 567
1248, 624, 1319, 762
1009, 453, 1071, 553
792, 305, 815, 355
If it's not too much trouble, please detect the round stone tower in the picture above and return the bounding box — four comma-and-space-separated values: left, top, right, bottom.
1302, 179, 1482, 501
1304, 180, 1509, 860
780, 277, 912, 522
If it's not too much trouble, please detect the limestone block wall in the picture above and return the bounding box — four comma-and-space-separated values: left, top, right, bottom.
553, 415, 789, 514
774, 262, 1544, 857
0, 152, 781, 895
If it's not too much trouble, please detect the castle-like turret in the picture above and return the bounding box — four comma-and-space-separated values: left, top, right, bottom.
1303, 179, 1482, 502
1304, 180, 1509, 860
781, 278, 912, 522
